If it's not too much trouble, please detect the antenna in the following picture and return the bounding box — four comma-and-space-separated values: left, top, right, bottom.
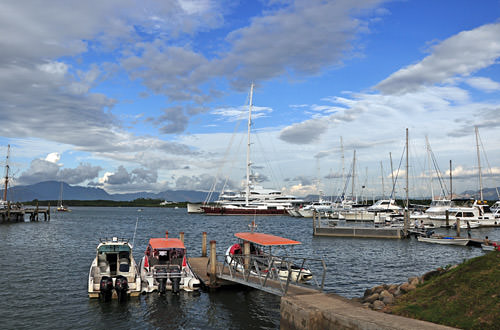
132, 216, 139, 248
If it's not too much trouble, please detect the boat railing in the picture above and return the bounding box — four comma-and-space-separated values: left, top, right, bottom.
214, 252, 326, 296
99, 237, 130, 244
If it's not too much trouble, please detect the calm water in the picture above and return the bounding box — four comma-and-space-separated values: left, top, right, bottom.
0, 207, 496, 329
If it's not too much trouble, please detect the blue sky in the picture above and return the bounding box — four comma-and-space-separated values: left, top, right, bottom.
1, 0, 500, 199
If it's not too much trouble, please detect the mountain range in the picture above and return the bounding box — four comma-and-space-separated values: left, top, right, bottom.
1, 181, 216, 202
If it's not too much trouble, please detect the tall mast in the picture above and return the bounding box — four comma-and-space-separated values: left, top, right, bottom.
389, 152, 395, 194
245, 83, 254, 206
380, 161, 385, 199
425, 136, 435, 200
404, 128, 409, 237
340, 137, 344, 198
475, 126, 483, 201
3, 145, 10, 202
449, 160, 453, 200
352, 150, 356, 201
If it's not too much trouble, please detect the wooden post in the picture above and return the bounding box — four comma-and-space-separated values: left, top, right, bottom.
243, 240, 250, 271
312, 211, 316, 236
7, 201, 10, 221
179, 232, 184, 243
209, 240, 217, 286
48, 202, 50, 221
456, 218, 460, 237
445, 210, 449, 228
202, 232, 207, 257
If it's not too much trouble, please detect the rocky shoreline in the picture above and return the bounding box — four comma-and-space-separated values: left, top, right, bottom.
356, 264, 458, 311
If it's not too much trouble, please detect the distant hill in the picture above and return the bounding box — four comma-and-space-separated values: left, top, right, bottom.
1, 181, 218, 202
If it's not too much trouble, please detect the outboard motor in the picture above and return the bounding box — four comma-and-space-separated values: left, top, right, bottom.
172, 277, 180, 294
158, 278, 167, 294
99, 276, 113, 302
114, 275, 128, 302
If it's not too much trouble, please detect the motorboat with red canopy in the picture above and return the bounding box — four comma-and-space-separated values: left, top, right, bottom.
140, 231, 200, 294
225, 224, 313, 282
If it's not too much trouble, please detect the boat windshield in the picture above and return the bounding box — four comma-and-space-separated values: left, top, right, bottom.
154, 248, 185, 265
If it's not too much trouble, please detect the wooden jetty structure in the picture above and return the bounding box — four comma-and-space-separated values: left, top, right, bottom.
0, 145, 50, 223
0, 202, 51, 223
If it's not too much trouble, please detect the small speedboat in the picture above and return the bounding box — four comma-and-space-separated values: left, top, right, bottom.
417, 235, 469, 246
140, 231, 201, 294
88, 237, 141, 301
225, 225, 313, 283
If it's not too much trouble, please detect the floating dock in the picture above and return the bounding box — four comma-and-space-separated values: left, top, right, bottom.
312, 213, 405, 239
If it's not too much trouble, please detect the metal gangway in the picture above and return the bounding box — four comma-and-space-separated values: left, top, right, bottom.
211, 252, 327, 296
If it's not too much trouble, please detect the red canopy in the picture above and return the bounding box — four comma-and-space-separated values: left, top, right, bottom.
148, 238, 185, 249
235, 232, 301, 246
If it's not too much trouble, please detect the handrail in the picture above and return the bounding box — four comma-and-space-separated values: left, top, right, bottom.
215, 252, 326, 296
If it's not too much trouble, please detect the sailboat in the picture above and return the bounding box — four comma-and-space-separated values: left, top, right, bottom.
201, 84, 300, 215
57, 181, 70, 212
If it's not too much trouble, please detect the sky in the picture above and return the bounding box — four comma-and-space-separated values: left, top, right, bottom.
1, 0, 500, 199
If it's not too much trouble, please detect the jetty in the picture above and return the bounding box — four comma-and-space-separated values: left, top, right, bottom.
312, 212, 406, 239
0, 203, 51, 223
186, 232, 453, 329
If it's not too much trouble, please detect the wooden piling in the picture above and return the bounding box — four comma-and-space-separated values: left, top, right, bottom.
445, 210, 449, 227
456, 218, 461, 237
209, 240, 217, 286
180, 232, 184, 243
243, 241, 250, 271
202, 232, 207, 257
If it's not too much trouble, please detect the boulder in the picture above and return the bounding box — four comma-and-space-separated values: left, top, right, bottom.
372, 300, 386, 310
399, 282, 410, 293
379, 290, 392, 299
363, 288, 372, 298
388, 284, 398, 294
409, 277, 419, 286
382, 294, 394, 305
372, 285, 385, 294
364, 293, 380, 303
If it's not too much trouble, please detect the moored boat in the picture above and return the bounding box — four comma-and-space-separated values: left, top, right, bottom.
140, 231, 201, 294
88, 237, 141, 300
417, 235, 469, 246
225, 225, 313, 282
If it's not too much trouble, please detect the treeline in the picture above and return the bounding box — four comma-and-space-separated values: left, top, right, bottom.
24, 198, 188, 208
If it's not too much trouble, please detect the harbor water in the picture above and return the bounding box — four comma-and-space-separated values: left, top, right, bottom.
0, 207, 497, 329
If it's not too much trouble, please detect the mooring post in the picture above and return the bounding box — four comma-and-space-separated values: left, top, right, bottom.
445, 210, 449, 227
209, 240, 217, 285
180, 232, 184, 243
243, 240, 250, 271
202, 232, 207, 257
312, 211, 316, 236
48, 202, 50, 221
7, 201, 10, 220
456, 218, 461, 237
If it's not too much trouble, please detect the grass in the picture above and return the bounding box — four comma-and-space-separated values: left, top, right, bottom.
388, 251, 500, 329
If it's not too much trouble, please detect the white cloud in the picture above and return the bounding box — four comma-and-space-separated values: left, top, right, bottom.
44, 152, 61, 164
376, 23, 500, 94
465, 77, 500, 92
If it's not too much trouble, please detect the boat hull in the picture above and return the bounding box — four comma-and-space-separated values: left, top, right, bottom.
201, 206, 287, 215
417, 236, 469, 246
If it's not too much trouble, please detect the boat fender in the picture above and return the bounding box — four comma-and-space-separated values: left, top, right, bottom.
115, 275, 128, 302
99, 276, 113, 302
187, 277, 201, 290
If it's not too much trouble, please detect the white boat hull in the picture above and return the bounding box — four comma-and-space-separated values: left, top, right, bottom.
417, 236, 469, 246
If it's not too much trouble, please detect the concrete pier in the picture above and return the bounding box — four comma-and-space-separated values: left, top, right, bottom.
280, 292, 455, 330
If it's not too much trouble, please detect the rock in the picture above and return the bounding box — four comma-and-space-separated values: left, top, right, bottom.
388, 284, 398, 294
407, 283, 417, 291
365, 293, 380, 303
409, 277, 419, 286
399, 282, 410, 293
363, 288, 372, 297
362, 302, 371, 309
373, 285, 384, 294
372, 300, 386, 310
379, 290, 392, 299
393, 287, 402, 297
382, 294, 394, 305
